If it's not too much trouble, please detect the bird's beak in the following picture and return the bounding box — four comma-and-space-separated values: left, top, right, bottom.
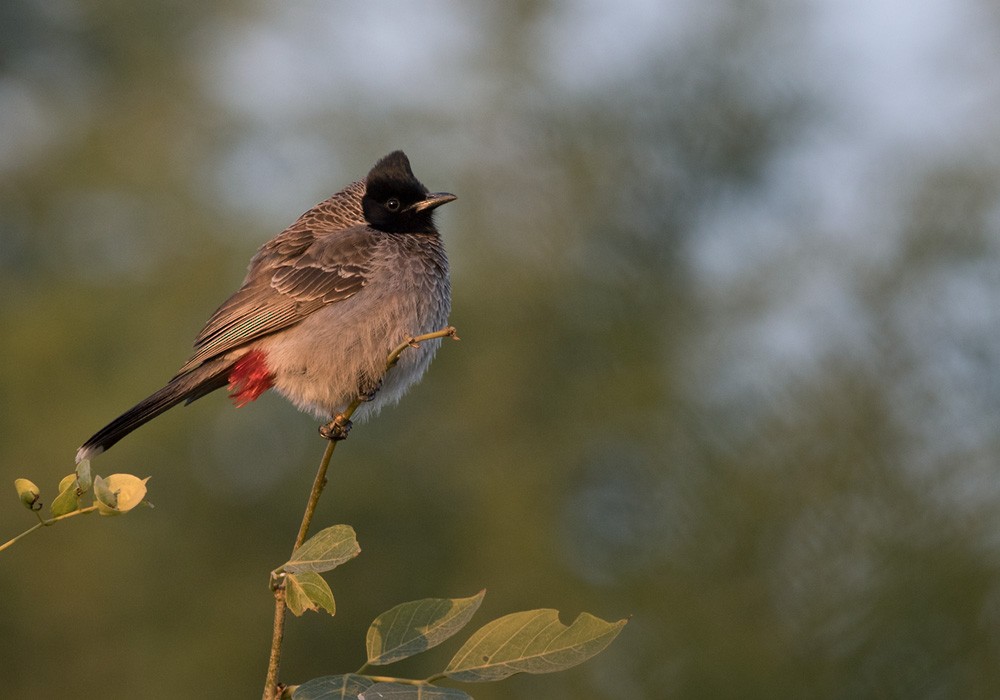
411, 192, 457, 213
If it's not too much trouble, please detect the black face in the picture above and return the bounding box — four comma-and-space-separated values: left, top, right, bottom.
362, 151, 450, 234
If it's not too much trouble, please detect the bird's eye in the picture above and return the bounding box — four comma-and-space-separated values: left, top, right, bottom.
385, 198, 401, 212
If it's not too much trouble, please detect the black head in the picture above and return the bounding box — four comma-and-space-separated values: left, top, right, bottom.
362, 151, 456, 233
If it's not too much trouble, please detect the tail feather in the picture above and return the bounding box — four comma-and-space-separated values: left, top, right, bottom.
76, 363, 229, 462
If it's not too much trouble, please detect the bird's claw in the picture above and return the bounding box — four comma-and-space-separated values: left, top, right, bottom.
319, 416, 353, 441
358, 377, 382, 402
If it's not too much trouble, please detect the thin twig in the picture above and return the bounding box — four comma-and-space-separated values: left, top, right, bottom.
261, 326, 459, 700
262, 583, 289, 700
262, 438, 337, 700
0, 522, 45, 553
293, 440, 337, 551
0, 505, 99, 553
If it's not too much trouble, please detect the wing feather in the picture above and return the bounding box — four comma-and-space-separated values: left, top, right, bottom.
174, 208, 378, 376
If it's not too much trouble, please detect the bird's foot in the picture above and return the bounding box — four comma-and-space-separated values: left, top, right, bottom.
358, 377, 383, 403
319, 415, 353, 441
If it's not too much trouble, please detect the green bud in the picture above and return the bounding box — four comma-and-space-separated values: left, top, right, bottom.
14, 478, 41, 511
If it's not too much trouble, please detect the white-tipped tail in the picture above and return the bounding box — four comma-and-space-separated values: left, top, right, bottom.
75, 444, 103, 464
75, 361, 231, 460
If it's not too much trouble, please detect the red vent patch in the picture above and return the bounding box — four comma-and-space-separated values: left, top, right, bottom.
228, 350, 274, 407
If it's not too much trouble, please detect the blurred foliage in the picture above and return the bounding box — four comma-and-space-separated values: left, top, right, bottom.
4, 0, 1000, 698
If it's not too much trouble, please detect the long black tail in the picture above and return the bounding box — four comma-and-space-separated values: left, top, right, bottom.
76, 363, 230, 462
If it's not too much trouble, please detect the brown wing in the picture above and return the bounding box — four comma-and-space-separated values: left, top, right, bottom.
174, 183, 375, 375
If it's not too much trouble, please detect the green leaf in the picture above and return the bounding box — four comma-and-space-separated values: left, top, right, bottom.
367, 590, 486, 666
445, 610, 627, 682
93, 475, 116, 510
50, 482, 80, 517
285, 572, 336, 617
14, 478, 41, 510
57, 473, 77, 493
94, 474, 149, 516
291, 674, 373, 699
76, 460, 92, 492
284, 525, 360, 574
360, 683, 472, 700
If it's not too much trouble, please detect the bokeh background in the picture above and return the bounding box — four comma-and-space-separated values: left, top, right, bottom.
3, 1, 1000, 698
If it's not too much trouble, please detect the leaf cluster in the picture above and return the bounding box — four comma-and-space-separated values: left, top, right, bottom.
3, 460, 150, 552
273, 527, 627, 700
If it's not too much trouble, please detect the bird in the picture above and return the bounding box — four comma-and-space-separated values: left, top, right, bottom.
76, 150, 455, 463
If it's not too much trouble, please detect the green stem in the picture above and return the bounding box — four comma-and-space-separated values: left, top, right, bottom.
0, 505, 98, 553
0, 522, 44, 553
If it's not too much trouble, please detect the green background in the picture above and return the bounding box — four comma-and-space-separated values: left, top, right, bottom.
3, 1, 1000, 698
